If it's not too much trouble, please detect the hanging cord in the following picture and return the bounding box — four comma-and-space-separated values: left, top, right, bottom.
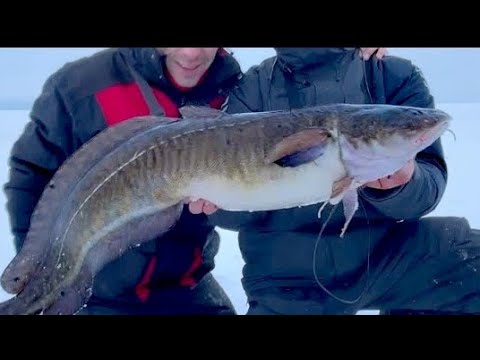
311, 194, 372, 305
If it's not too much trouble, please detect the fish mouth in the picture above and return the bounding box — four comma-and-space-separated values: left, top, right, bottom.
413, 119, 450, 148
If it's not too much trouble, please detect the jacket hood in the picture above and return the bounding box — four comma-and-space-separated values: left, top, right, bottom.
274, 48, 357, 72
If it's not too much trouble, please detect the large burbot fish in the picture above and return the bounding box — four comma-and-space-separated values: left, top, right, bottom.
0, 103, 451, 315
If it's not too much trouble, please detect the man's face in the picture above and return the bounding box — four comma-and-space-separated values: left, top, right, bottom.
158, 48, 219, 88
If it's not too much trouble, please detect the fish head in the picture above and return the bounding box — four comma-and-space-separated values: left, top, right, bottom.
336, 104, 452, 183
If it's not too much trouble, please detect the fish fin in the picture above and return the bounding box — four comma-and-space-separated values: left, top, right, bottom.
339, 189, 359, 238
179, 105, 225, 119
42, 266, 94, 315
326, 176, 358, 237
318, 176, 354, 219
265, 128, 332, 167
0, 264, 95, 315
331, 176, 354, 201
0, 295, 27, 315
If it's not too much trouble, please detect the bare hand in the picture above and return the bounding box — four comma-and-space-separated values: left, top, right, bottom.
360, 48, 388, 60
186, 198, 219, 215
364, 159, 415, 190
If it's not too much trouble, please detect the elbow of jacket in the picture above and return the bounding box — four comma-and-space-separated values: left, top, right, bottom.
411, 182, 446, 219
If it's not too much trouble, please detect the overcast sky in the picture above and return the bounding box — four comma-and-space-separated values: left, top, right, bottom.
1, 48, 480, 108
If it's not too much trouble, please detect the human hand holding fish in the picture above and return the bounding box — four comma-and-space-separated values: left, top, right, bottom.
363, 159, 415, 190
187, 198, 219, 215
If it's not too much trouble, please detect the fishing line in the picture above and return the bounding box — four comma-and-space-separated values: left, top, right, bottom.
312, 194, 372, 305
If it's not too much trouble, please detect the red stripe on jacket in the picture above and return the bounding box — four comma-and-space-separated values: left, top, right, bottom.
134, 256, 158, 303
95, 83, 181, 126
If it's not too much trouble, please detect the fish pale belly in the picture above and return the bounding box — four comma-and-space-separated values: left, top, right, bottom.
186, 145, 347, 211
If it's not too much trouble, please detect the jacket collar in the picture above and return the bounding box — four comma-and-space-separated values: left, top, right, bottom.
274, 48, 357, 72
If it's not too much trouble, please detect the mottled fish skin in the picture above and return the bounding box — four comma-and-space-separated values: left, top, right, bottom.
0, 103, 451, 315
0, 116, 178, 297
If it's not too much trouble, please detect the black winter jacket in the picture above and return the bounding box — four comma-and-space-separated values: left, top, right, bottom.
211, 48, 447, 296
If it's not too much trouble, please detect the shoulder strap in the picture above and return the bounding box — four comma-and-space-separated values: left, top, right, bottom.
360, 58, 375, 104
126, 62, 166, 117
285, 77, 303, 110
342, 51, 377, 105
360, 57, 388, 105
279, 62, 304, 110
